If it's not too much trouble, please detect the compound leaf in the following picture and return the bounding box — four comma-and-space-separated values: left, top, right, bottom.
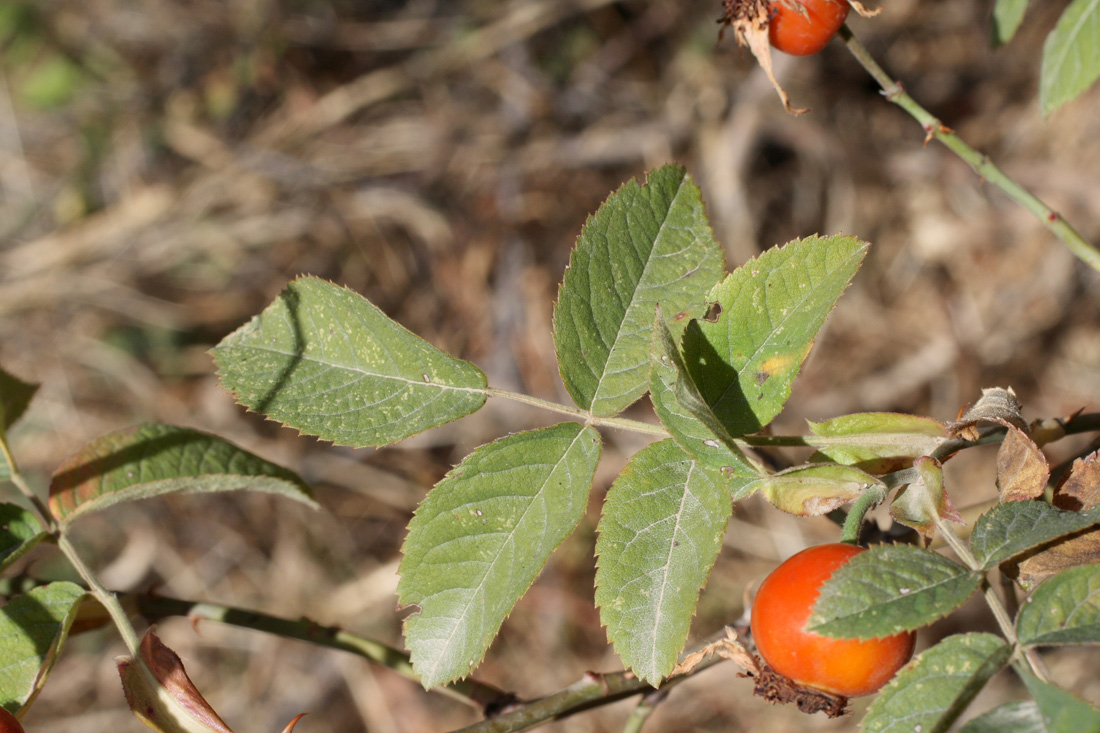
213, 276, 487, 447
399, 423, 601, 689
48, 423, 316, 523
1040, 0, 1100, 116
0, 581, 86, 712
810, 544, 981, 638
862, 633, 1012, 733
681, 235, 868, 436
971, 502, 1100, 570
553, 165, 725, 416
595, 439, 733, 684
1017, 564, 1100, 647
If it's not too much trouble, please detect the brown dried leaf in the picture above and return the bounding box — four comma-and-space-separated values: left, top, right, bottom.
1007, 528, 1100, 591
1052, 451, 1100, 511
720, 0, 808, 115
671, 627, 759, 678
948, 387, 1026, 439
996, 426, 1049, 502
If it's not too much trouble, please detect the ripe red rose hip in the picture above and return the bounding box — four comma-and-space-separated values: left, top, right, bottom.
0, 707, 24, 733
750, 543, 916, 698
768, 0, 850, 56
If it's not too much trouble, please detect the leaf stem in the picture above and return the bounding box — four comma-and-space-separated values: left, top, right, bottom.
133, 594, 510, 711
0, 430, 57, 533
484, 388, 670, 436
841, 484, 887, 544
933, 517, 1048, 682
57, 535, 142, 655
837, 24, 1100, 274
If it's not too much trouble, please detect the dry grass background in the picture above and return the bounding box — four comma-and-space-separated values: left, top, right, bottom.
2, 0, 1100, 730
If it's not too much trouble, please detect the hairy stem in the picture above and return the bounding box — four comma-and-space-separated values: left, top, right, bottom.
841, 484, 887, 544
837, 25, 1100, 274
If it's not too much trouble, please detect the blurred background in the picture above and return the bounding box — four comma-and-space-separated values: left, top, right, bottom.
2, 0, 1099, 730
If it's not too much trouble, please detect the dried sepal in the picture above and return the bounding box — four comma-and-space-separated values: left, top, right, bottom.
719, 0, 808, 115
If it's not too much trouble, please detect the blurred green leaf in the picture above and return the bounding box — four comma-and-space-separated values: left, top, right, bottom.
1040, 0, 1100, 116
595, 439, 733, 684
48, 423, 316, 523
809, 544, 981, 637
862, 633, 1011, 733
992, 0, 1029, 46
648, 313, 759, 476
760, 464, 880, 517
0, 504, 44, 574
553, 164, 725, 416
808, 412, 946, 474
1019, 668, 1100, 731
1017, 564, 1100, 647
0, 366, 37, 433
213, 276, 487, 447
21, 54, 85, 109
681, 235, 868, 436
958, 701, 1045, 733
0, 582, 86, 712
398, 423, 601, 689
971, 502, 1100, 570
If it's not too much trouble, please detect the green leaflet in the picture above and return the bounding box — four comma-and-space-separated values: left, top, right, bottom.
810, 544, 981, 638
863, 633, 1011, 733
398, 423, 601, 689
595, 439, 733, 684
971, 503, 1100, 570
681, 235, 868, 436
553, 164, 725, 416
213, 276, 487, 447
1017, 564, 1100, 647
0, 582, 86, 712
1040, 0, 1100, 116
49, 423, 316, 523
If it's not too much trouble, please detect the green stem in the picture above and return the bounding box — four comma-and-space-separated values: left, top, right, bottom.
933, 518, 1048, 682
133, 594, 510, 711
58, 535, 141, 655
0, 431, 57, 533
837, 25, 1100, 274
620, 689, 668, 733
841, 484, 887, 544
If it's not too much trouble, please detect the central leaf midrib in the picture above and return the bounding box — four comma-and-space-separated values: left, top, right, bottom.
648, 459, 695, 673
224, 342, 485, 394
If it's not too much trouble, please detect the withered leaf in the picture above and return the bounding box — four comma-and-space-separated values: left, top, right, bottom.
996, 425, 1049, 502
1007, 528, 1100, 591
948, 387, 1026, 440
890, 456, 963, 542
1053, 451, 1100, 512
